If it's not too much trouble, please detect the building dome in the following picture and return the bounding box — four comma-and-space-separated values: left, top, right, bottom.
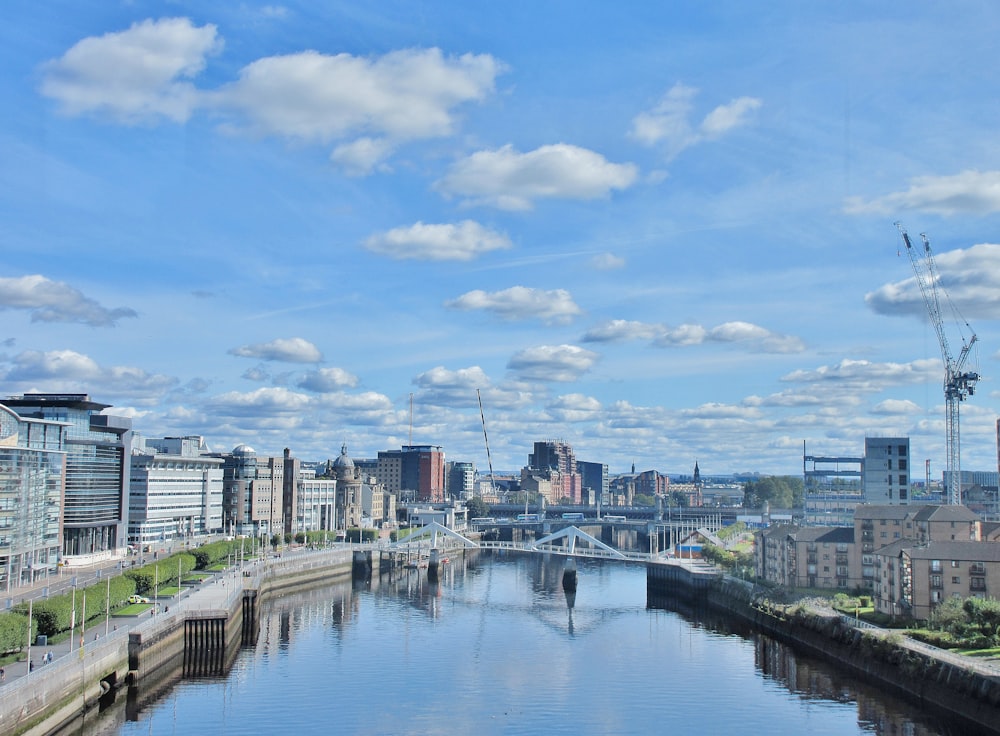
232, 444, 256, 457
333, 443, 354, 479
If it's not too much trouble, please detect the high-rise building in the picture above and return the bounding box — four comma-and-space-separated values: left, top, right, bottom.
578, 461, 608, 506
0, 403, 66, 590
446, 461, 475, 500
3, 393, 131, 561
129, 436, 224, 544
863, 437, 910, 505
376, 445, 445, 502
522, 440, 582, 504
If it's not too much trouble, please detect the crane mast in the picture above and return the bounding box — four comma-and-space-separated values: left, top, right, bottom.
896, 223, 979, 505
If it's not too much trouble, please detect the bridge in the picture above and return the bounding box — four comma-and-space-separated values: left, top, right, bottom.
373, 520, 720, 595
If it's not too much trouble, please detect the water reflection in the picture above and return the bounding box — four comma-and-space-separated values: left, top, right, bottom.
648, 593, 951, 736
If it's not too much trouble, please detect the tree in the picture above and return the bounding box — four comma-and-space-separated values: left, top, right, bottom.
668, 491, 689, 508
743, 476, 804, 509
633, 494, 655, 507
466, 496, 491, 519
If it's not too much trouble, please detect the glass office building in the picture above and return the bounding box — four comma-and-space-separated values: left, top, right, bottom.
2, 394, 131, 560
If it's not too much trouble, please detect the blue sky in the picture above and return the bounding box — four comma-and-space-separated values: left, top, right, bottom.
3, 2, 1000, 478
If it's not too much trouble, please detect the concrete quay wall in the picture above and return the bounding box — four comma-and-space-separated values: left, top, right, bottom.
669, 572, 1000, 736
0, 547, 356, 736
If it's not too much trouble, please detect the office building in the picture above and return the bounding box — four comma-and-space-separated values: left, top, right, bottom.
0, 403, 65, 590
3, 393, 131, 562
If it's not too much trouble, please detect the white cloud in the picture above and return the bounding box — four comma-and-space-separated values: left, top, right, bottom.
630, 83, 761, 158
844, 171, 1000, 216
435, 143, 638, 210
865, 242, 1000, 320
0, 275, 137, 326
212, 47, 502, 143
413, 366, 491, 407
546, 393, 602, 422
705, 321, 805, 354
871, 399, 923, 415
229, 337, 323, 363
208, 387, 313, 416
507, 344, 599, 383
1, 349, 176, 403
782, 358, 940, 391
591, 253, 625, 270
582, 319, 663, 343
40, 17, 221, 123
583, 318, 803, 353
297, 367, 359, 392
365, 221, 511, 261
330, 137, 395, 176
446, 286, 581, 324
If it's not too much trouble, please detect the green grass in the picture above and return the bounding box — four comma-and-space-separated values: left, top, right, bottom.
954, 647, 1000, 658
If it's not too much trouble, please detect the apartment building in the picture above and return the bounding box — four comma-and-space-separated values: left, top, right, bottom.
874, 540, 1000, 620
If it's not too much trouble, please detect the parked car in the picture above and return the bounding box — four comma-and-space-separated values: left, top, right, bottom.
128, 595, 150, 604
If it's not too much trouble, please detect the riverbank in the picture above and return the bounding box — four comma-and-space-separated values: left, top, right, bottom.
702, 575, 1000, 735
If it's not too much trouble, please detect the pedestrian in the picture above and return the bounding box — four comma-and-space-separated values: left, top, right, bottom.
1, 667, 5, 681
46, 651, 52, 664
29, 660, 34, 672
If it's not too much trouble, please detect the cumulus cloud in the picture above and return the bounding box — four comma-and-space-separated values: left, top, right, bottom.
507, 344, 599, 383
297, 367, 359, 392
207, 386, 312, 416
581, 319, 663, 343
212, 47, 501, 145
871, 398, 923, 415
413, 366, 491, 407
317, 390, 399, 426
546, 393, 602, 422
40, 17, 221, 123
0, 349, 176, 402
365, 221, 511, 261
330, 137, 395, 176
865, 242, 1000, 320
583, 318, 803, 353
844, 170, 1000, 216
630, 83, 761, 159
435, 143, 638, 210
229, 337, 323, 363
0, 275, 137, 326
782, 358, 940, 391
591, 253, 625, 270
446, 286, 581, 324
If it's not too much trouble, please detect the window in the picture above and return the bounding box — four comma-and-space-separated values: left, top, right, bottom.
931, 560, 942, 572
899, 459, 907, 470
952, 576, 961, 584
931, 575, 943, 588
951, 560, 960, 568
898, 445, 907, 456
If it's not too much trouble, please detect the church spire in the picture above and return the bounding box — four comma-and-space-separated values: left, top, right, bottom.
693, 461, 701, 486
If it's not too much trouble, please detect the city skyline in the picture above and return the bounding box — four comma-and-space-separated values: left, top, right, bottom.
3, 3, 1000, 476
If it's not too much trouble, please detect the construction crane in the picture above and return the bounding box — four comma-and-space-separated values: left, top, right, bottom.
477, 389, 497, 497
896, 223, 979, 505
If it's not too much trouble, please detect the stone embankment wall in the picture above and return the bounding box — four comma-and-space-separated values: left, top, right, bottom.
706, 576, 1000, 735
0, 548, 356, 736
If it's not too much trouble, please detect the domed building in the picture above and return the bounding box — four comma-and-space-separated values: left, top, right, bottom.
329, 444, 363, 532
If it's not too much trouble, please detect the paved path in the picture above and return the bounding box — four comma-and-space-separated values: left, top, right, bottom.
0, 562, 250, 687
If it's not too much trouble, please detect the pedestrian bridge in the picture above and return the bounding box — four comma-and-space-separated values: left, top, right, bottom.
389, 521, 673, 563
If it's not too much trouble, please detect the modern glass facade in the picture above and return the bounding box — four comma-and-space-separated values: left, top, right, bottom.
3, 394, 131, 559
0, 404, 66, 590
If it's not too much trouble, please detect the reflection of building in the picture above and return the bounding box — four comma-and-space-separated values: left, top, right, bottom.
129, 435, 223, 544
0, 403, 65, 589
3, 393, 131, 562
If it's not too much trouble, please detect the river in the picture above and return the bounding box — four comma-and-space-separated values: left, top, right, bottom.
81, 551, 952, 735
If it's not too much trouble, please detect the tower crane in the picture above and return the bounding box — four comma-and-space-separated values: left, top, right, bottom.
896, 223, 979, 505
